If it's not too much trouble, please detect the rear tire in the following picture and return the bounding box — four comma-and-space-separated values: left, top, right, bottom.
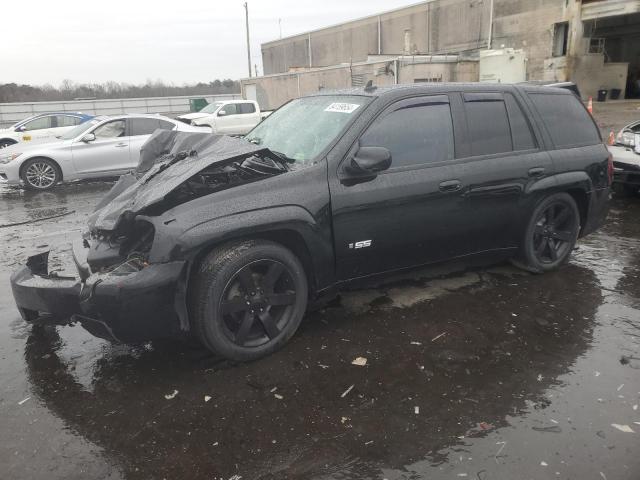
190, 240, 308, 361
513, 193, 580, 273
0, 139, 17, 149
21, 158, 61, 190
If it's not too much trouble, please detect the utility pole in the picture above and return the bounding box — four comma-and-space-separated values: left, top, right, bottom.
244, 2, 252, 77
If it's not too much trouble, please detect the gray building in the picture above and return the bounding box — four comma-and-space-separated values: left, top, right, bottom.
243, 0, 640, 109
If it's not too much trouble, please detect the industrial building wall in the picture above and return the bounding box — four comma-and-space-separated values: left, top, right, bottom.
261, 0, 493, 75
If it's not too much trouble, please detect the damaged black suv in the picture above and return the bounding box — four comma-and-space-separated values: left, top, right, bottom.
11, 84, 611, 361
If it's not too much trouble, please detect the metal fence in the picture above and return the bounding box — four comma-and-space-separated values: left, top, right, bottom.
0, 93, 242, 127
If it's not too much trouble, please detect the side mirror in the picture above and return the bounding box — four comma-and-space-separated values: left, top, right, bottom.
217, 110, 227, 117
81, 133, 96, 143
345, 146, 392, 175
15, 125, 26, 132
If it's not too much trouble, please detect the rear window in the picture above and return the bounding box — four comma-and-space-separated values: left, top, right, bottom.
464, 96, 512, 156
529, 93, 601, 147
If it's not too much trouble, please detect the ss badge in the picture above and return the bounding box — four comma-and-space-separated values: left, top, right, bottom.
348, 240, 372, 250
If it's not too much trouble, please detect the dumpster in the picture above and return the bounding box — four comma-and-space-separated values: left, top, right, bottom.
189, 98, 208, 112
597, 89, 608, 102
610, 88, 622, 100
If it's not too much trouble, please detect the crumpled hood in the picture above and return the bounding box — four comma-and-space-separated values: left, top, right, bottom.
88, 130, 266, 231
177, 112, 210, 121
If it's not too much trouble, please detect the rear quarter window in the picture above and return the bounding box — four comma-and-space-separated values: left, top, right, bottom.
529, 93, 601, 148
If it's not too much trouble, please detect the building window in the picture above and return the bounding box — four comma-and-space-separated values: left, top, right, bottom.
552, 22, 569, 57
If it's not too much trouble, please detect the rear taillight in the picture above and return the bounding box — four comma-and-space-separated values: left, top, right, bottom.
607, 152, 614, 186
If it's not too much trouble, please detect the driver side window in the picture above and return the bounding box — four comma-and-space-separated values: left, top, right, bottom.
93, 120, 126, 139
219, 104, 238, 116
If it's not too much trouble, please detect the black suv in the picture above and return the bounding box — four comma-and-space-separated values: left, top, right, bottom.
11, 84, 611, 361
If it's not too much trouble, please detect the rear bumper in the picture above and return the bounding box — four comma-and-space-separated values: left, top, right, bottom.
582, 186, 610, 237
10, 250, 187, 343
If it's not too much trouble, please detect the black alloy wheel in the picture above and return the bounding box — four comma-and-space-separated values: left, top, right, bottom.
515, 193, 580, 273
191, 240, 308, 361
220, 260, 297, 347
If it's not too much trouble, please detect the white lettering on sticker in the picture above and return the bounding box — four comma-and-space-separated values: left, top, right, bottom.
325, 103, 360, 114
349, 240, 372, 249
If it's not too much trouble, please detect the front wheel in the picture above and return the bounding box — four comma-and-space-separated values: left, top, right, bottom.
515, 193, 581, 273
191, 240, 308, 361
21, 158, 61, 190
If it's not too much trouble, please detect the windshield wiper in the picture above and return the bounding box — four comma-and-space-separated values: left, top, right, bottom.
271, 150, 296, 165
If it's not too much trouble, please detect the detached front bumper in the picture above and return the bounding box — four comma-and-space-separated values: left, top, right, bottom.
10, 249, 187, 343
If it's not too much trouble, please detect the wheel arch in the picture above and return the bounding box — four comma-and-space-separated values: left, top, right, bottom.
19, 156, 64, 182
0, 138, 18, 147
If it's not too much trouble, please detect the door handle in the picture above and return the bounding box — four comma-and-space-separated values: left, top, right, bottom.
115, 143, 127, 148
439, 180, 462, 193
528, 167, 545, 178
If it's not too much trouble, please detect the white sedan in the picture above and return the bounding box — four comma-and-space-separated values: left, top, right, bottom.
0, 114, 209, 190
0, 112, 94, 149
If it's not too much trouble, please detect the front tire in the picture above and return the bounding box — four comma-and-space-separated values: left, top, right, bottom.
21, 158, 61, 190
191, 240, 308, 361
515, 193, 581, 273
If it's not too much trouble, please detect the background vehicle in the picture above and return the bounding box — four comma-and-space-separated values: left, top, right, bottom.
608, 138, 640, 195
11, 84, 610, 361
176, 100, 270, 135
0, 114, 208, 190
0, 112, 94, 148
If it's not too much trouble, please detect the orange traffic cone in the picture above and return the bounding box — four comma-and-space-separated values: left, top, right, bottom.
607, 131, 615, 145
587, 96, 593, 114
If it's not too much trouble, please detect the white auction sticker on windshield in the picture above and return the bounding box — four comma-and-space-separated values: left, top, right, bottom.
324, 103, 360, 114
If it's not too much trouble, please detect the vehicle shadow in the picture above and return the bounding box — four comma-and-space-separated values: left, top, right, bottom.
23, 262, 602, 479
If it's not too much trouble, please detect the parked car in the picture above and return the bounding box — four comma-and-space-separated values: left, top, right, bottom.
10, 84, 611, 361
608, 137, 640, 195
0, 114, 209, 190
0, 112, 94, 149
613, 119, 640, 148
176, 100, 270, 135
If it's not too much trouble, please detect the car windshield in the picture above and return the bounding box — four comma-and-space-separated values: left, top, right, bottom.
60, 118, 101, 140
245, 95, 370, 166
199, 102, 224, 114
10, 115, 37, 129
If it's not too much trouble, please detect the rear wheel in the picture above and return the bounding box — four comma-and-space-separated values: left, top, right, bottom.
514, 193, 581, 273
191, 240, 308, 361
0, 139, 17, 149
21, 158, 60, 190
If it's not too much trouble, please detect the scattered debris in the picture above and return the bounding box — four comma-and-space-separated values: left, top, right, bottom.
414, 406, 420, 414
18, 396, 31, 406
511, 313, 518, 317
540, 461, 548, 466
537, 374, 543, 382
431, 332, 447, 342
594, 371, 601, 377
611, 424, 635, 433
456, 474, 468, 477
0, 210, 76, 228
270, 387, 278, 393
318, 364, 329, 369
204, 396, 212, 402
341, 416, 349, 424
617, 384, 624, 392
164, 390, 178, 400
533, 425, 562, 433
364, 440, 374, 445
410, 341, 422, 346
633, 405, 638, 411
341, 384, 355, 398
478, 422, 494, 431
274, 394, 284, 400
213, 441, 219, 446
351, 357, 367, 366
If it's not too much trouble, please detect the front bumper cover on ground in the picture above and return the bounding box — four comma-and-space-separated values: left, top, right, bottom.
10, 250, 187, 343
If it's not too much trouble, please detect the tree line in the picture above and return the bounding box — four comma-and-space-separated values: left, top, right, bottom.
0, 79, 241, 103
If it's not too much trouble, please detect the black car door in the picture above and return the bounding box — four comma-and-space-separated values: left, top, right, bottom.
449, 91, 554, 253
329, 94, 471, 280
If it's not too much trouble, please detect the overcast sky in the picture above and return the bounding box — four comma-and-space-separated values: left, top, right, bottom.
3, 0, 417, 86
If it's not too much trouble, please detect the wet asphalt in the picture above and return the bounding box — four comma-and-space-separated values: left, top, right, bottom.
0, 180, 639, 480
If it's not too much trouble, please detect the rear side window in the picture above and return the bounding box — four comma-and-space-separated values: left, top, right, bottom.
529, 93, 601, 147
129, 118, 174, 136
504, 93, 536, 150
239, 103, 256, 114
360, 99, 455, 168
56, 115, 83, 127
464, 96, 512, 156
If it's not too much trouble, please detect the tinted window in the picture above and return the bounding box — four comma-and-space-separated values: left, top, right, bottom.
56, 115, 83, 127
530, 93, 601, 147
504, 93, 536, 150
464, 97, 512, 156
93, 120, 126, 138
159, 119, 175, 130
129, 118, 171, 136
219, 104, 238, 115
238, 103, 256, 114
360, 100, 455, 168
23, 116, 53, 131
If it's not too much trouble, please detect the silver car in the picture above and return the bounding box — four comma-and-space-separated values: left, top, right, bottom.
0, 114, 210, 190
